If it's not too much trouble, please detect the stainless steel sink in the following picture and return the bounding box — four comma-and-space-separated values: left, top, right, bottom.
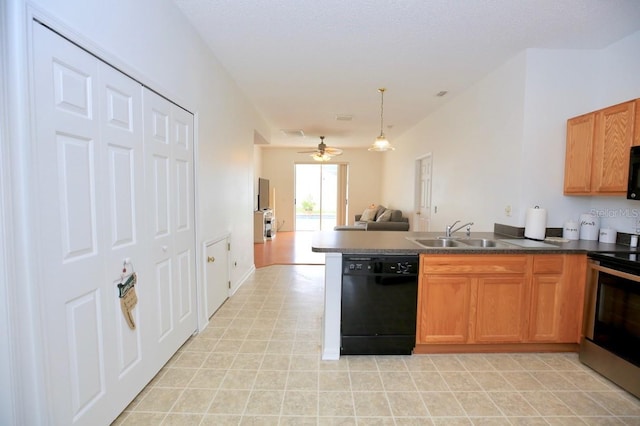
413, 238, 463, 248
408, 236, 559, 250
408, 237, 513, 249
458, 238, 503, 248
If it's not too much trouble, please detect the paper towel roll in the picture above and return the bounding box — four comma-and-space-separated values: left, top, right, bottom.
525, 206, 547, 241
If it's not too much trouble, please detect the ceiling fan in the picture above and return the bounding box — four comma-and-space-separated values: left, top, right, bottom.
298, 136, 343, 161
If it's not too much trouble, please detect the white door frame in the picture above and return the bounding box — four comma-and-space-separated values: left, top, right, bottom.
1, 2, 50, 424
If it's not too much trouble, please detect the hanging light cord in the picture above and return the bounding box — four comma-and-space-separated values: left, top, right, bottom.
379, 88, 385, 137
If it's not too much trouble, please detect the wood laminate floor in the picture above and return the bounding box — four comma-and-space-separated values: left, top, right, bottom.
254, 231, 325, 268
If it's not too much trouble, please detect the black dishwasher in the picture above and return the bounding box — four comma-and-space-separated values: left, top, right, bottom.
341, 255, 419, 355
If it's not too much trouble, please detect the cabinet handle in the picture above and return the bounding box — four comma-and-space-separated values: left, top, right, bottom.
207, 256, 215, 263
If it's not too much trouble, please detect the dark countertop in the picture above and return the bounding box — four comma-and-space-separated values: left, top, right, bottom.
311, 230, 638, 255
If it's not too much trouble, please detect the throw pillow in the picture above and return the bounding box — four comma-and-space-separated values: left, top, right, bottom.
359, 208, 377, 222
376, 209, 392, 222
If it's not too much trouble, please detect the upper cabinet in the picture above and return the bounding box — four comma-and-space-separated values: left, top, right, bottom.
564, 99, 639, 195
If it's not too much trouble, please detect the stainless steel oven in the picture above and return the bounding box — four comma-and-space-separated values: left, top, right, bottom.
581, 254, 640, 398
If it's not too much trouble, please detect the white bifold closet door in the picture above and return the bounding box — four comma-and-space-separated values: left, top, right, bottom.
142, 87, 198, 363
32, 22, 196, 425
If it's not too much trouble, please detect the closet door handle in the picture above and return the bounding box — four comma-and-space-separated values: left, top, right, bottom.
207, 256, 215, 263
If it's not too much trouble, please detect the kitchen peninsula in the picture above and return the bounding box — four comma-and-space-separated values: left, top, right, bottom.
311, 229, 626, 360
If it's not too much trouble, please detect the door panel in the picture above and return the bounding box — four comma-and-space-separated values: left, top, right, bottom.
155, 258, 173, 340
33, 23, 196, 425
34, 23, 108, 424
418, 275, 471, 343
143, 88, 197, 362
206, 238, 229, 317
99, 64, 145, 389
177, 249, 193, 319
59, 134, 98, 259
475, 276, 528, 343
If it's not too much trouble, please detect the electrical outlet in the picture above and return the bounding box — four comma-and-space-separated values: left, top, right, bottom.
505, 205, 512, 217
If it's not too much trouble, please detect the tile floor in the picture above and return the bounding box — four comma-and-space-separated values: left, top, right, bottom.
114, 265, 640, 425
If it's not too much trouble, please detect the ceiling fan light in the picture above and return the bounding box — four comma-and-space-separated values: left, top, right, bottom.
311, 152, 332, 162
369, 134, 395, 152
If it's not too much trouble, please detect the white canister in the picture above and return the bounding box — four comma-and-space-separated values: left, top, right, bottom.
562, 220, 580, 240
599, 228, 617, 244
579, 213, 600, 241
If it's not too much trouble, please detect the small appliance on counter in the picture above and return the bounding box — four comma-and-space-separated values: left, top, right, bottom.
524, 206, 547, 241
562, 220, 580, 240
579, 213, 599, 240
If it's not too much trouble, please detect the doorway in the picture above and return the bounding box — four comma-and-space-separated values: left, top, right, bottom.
414, 154, 433, 231
295, 163, 346, 231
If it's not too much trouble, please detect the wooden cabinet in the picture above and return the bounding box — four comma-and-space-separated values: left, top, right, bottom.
418, 275, 471, 343
564, 99, 639, 195
417, 255, 529, 345
564, 113, 595, 193
416, 253, 587, 349
528, 254, 586, 343
475, 276, 529, 343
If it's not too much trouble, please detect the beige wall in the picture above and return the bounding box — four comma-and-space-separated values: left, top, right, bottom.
260, 147, 390, 231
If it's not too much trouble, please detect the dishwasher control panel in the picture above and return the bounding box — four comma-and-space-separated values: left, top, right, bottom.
343, 256, 418, 275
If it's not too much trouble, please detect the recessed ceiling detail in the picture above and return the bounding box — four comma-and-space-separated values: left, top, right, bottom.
280, 129, 305, 137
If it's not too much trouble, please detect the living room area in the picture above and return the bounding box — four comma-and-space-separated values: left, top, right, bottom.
255, 143, 402, 230
253, 144, 412, 268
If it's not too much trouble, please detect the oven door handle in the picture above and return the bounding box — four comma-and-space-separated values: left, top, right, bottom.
591, 263, 640, 283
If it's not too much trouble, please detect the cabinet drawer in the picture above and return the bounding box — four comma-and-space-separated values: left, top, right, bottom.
533, 255, 564, 274
421, 255, 528, 274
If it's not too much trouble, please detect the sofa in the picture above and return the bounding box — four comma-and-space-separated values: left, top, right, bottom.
334, 205, 410, 231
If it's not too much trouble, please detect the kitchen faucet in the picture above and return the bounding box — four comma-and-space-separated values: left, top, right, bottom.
445, 220, 474, 237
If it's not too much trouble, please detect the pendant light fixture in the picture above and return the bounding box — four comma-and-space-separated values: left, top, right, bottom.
369, 88, 395, 152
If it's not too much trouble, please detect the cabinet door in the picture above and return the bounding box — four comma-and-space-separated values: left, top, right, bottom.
417, 275, 471, 344
529, 255, 586, 343
529, 275, 563, 341
474, 276, 528, 343
564, 113, 595, 194
591, 101, 636, 193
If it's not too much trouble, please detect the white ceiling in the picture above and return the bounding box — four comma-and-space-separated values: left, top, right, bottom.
173, 0, 640, 149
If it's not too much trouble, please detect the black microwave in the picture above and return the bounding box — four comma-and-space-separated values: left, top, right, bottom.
628, 146, 640, 199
